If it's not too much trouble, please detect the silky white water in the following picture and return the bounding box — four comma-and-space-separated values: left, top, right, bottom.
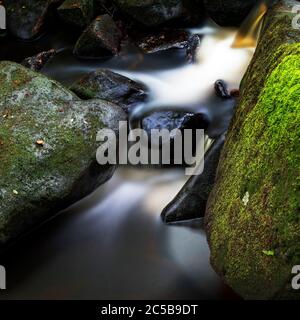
119, 23, 255, 115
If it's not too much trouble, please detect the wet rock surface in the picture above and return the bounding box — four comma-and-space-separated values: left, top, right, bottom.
0, 61, 126, 247
214, 79, 231, 99
135, 29, 190, 54
162, 134, 225, 223
141, 111, 210, 166
142, 111, 209, 136
21, 49, 57, 71
70, 69, 147, 113
73, 14, 122, 59
186, 34, 201, 63
203, 0, 259, 26
205, 0, 300, 299
58, 0, 94, 28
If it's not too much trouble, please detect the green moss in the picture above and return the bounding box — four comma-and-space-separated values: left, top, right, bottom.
206, 43, 300, 299
0, 62, 125, 246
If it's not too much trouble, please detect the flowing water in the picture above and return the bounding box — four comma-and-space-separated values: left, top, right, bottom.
0, 18, 259, 299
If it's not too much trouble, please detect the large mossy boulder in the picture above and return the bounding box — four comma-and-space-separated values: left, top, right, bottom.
205, 0, 300, 299
112, 0, 203, 27
0, 62, 126, 247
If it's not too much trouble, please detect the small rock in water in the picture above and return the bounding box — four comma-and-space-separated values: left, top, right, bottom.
70, 69, 148, 113
22, 49, 57, 71
186, 34, 201, 63
161, 134, 225, 223
214, 79, 231, 99
135, 29, 190, 54
73, 14, 122, 59
58, 0, 94, 28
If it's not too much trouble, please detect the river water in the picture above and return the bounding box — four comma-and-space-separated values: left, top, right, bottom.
0, 21, 253, 300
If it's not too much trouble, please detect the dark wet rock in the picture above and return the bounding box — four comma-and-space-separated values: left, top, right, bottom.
161, 135, 225, 223
142, 111, 209, 136
73, 14, 122, 59
203, 0, 259, 26
0, 61, 126, 247
135, 29, 190, 54
70, 69, 147, 113
206, 0, 300, 299
6, 0, 62, 40
112, 0, 203, 27
142, 111, 210, 165
21, 49, 57, 71
58, 0, 94, 28
214, 79, 231, 99
186, 34, 201, 63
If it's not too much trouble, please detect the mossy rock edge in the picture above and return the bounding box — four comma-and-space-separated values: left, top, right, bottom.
205, 0, 300, 299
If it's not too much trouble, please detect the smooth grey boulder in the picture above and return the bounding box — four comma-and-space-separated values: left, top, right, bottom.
0, 61, 126, 247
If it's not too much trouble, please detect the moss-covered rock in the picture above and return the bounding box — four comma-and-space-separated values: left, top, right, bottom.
205, 0, 300, 299
0, 61, 126, 247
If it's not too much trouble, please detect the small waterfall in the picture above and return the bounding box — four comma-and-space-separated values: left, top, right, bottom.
232, 1, 268, 48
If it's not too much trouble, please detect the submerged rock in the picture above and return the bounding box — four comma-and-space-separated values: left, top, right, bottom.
203, 0, 259, 26
205, 0, 300, 299
112, 0, 202, 27
70, 69, 147, 112
73, 14, 122, 59
135, 29, 190, 54
58, 0, 94, 28
6, 0, 61, 40
0, 61, 126, 247
22, 49, 57, 71
162, 135, 225, 223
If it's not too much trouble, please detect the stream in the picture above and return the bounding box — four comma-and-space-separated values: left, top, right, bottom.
0, 20, 253, 300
